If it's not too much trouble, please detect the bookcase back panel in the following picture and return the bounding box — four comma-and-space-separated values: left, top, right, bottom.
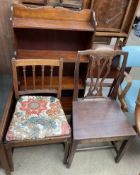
15, 29, 93, 51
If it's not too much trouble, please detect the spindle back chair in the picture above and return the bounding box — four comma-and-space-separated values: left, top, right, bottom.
12, 58, 63, 99
4, 58, 71, 174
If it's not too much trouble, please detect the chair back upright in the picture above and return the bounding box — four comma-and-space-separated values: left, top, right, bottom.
74, 49, 128, 101
11, 58, 63, 99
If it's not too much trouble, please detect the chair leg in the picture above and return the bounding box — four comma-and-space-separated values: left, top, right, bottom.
0, 143, 11, 175
115, 137, 132, 163
5, 144, 14, 171
63, 138, 71, 164
67, 140, 78, 168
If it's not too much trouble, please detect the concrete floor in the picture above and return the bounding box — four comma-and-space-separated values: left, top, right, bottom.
0, 31, 140, 175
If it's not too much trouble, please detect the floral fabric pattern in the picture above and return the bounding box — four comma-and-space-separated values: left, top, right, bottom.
6, 96, 71, 141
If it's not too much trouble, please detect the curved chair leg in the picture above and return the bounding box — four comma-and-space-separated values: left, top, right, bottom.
0, 143, 11, 175
135, 89, 140, 136
5, 144, 14, 172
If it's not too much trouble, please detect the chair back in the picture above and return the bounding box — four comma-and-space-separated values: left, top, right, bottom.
74, 49, 128, 100
122, 46, 140, 67
11, 58, 63, 99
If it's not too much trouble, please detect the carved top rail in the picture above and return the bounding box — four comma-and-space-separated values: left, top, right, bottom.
12, 3, 91, 22
74, 49, 128, 100
12, 3, 96, 31
12, 58, 63, 99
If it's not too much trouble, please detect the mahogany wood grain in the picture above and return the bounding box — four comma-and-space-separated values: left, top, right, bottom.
73, 100, 136, 140
67, 49, 136, 168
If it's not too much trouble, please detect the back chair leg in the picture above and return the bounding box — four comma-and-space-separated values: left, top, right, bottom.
5, 144, 14, 171
115, 137, 133, 163
63, 138, 71, 164
0, 143, 11, 175
67, 140, 78, 168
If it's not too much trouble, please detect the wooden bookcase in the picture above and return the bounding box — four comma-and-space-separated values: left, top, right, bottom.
12, 3, 96, 113
13, 0, 139, 47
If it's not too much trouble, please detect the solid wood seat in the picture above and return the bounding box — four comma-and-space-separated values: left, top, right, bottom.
73, 99, 135, 140
67, 49, 136, 168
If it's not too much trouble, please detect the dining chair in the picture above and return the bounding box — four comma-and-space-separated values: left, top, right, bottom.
4, 58, 71, 173
67, 49, 136, 167
118, 46, 140, 136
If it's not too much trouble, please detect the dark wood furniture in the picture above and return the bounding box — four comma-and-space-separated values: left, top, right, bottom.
11, 2, 96, 113
135, 90, 140, 136
0, 75, 13, 175
67, 49, 136, 167
18, 0, 139, 47
0, 0, 139, 75
4, 59, 71, 174
82, 0, 139, 47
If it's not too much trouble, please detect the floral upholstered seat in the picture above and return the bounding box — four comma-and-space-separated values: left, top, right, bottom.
6, 96, 71, 141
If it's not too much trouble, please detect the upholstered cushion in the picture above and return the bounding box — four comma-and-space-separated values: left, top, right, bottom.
6, 96, 71, 141
121, 46, 140, 67
121, 80, 140, 113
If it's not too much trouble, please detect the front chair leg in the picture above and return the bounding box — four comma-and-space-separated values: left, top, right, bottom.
67, 140, 78, 168
0, 143, 11, 175
5, 144, 14, 171
63, 138, 71, 164
115, 137, 133, 163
